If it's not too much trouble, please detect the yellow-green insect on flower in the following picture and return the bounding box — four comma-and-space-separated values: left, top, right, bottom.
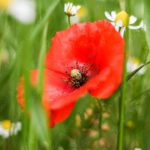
0, 0, 36, 24
0, 120, 22, 138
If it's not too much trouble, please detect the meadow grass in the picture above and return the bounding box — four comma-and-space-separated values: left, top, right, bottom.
0, 0, 150, 150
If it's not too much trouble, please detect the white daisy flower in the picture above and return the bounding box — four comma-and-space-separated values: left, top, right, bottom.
64, 2, 81, 16
0, 0, 36, 24
105, 11, 144, 37
127, 57, 146, 75
0, 120, 22, 138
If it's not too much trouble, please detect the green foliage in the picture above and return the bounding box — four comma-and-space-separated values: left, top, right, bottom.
0, 0, 149, 150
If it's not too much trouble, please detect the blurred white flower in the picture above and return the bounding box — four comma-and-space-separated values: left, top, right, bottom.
0, 0, 36, 24
127, 57, 146, 75
105, 11, 143, 37
0, 49, 9, 65
64, 2, 81, 16
134, 148, 142, 150
0, 120, 22, 138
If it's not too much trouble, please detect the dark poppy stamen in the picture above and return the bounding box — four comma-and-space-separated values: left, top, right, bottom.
64, 62, 101, 88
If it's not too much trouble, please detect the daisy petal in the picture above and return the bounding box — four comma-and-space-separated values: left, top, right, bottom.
64, 4, 67, 12
140, 21, 144, 27
115, 25, 119, 31
128, 25, 143, 30
111, 11, 117, 20
129, 16, 137, 24
139, 21, 146, 30
120, 27, 126, 37
104, 11, 114, 21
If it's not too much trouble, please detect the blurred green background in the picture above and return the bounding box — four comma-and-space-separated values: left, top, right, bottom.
0, 0, 150, 150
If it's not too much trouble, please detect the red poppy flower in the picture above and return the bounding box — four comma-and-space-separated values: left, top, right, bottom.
17, 20, 124, 127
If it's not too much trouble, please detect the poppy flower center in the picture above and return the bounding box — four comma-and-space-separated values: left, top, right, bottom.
71, 69, 82, 80
64, 62, 91, 89
64, 62, 99, 89
70, 69, 88, 88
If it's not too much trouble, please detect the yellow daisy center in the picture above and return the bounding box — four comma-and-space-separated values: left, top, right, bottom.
0, 0, 12, 9
130, 57, 140, 65
115, 11, 129, 27
2, 120, 11, 130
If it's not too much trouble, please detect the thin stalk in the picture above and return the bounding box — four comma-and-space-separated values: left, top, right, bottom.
68, 16, 71, 27
117, 0, 130, 148
117, 49, 127, 150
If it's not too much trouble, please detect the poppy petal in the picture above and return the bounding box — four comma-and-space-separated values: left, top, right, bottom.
17, 20, 124, 127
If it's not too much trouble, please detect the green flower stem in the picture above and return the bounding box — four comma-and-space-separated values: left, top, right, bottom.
117, 0, 130, 148
68, 16, 71, 27
117, 49, 127, 150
